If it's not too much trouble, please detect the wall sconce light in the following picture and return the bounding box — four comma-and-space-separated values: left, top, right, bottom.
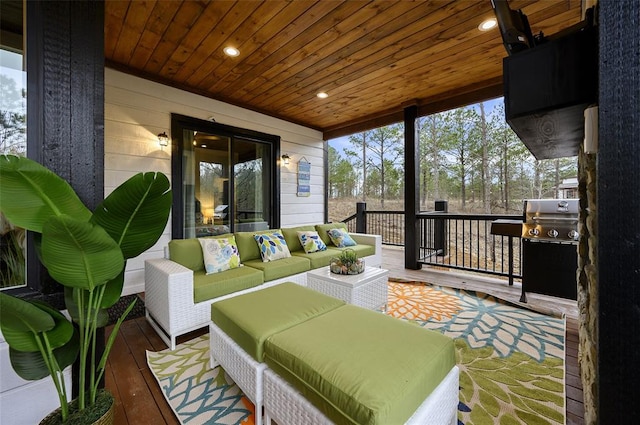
281, 153, 290, 165
157, 132, 169, 147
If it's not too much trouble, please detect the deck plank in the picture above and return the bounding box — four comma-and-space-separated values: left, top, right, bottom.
105, 245, 585, 424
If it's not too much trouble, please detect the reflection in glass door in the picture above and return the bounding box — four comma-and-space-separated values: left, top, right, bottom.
173, 115, 279, 239
233, 138, 271, 232
1, 0, 27, 290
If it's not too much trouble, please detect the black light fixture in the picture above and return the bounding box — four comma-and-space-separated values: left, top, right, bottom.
157, 132, 169, 147
281, 153, 290, 165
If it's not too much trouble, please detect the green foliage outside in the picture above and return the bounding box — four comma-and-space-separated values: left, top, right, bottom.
329, 99, 578, 214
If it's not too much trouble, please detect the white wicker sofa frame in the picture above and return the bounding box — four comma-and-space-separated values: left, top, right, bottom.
145, 233, 382, 350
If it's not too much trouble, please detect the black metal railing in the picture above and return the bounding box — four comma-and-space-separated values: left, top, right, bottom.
342, 202, 522, 281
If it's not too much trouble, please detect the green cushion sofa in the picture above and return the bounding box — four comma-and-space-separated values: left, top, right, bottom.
144, 223, 382, 349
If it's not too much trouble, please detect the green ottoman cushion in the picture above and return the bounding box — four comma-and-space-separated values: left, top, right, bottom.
264, 305, 456, 425
193, 266, 264, 303
243, 256, 310, 282
211, 282, 345, 362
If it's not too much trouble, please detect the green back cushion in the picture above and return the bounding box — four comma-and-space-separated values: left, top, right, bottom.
281, 225, 316, 252
315, 222, 348, 246
168, 234, 234, 272
234, 229, 279, 263
211, 282, 345, 361
264, 305, 456, 425
291, 248, 342, 269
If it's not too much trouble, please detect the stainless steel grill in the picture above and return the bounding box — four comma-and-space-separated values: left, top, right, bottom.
520, 198, 579, 302
522, 199, 579, 242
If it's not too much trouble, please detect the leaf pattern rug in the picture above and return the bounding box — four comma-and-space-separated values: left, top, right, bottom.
387, 280, 566, 425
147, 280, 565, 425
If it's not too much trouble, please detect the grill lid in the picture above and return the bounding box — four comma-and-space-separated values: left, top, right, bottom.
522, 199, 579, 241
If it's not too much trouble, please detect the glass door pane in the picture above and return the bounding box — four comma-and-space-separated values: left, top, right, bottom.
1, 0, 27, 290
172, 114, 280, 239
233, 138, 272, 232
182, 130, 232, 238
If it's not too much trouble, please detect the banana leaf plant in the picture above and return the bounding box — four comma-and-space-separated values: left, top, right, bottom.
0, 155, 171, 422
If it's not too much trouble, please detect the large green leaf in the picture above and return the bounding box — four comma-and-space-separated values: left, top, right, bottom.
9, 327, 79, 381
0, 292, 55, 335
0, 295, 74, 353
0, 155, 91, 233
41, 216, 124, 290
92, 172, 171, 259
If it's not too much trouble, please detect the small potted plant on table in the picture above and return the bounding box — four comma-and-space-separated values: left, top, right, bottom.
330, 248, 365, 275
0, 155, 171, 424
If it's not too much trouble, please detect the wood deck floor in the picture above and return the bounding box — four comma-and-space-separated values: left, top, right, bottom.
105, 246, 584, 424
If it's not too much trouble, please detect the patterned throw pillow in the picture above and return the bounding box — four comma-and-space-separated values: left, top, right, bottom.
254, 232, 291, 262
297, 231, 327, 254
199, 237, 241, 275
327, 228, 357, 248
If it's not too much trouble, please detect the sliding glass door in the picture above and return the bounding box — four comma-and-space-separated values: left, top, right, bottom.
171, 115, 280, 239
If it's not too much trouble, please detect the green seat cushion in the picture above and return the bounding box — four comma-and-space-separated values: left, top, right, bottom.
169, 234, 234, 272
315, 222, 348, 246
291, 247, 343, 269
281, 225, 316, 253
211, 282, 345, 362
334, 244, 375, 259
243, 256, 310, 282
235, 229, 280, 263
193, 266, 264, 303
264, 305, 456, 425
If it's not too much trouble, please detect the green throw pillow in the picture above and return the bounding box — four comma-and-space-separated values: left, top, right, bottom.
254, 232, 292, 262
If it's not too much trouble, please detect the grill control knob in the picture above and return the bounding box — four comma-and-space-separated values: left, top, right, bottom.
528, 228, 539, 236
568, 230, 580, 240
547, 229, 559, 238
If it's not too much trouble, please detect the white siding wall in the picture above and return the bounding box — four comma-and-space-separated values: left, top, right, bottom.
105, 69, 325, 295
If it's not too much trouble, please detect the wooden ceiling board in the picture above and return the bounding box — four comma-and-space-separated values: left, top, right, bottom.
126, 1, 183, 69
233, 1, 415, 105
190, 1, 291, 85
264, 2, 490, 115
104, 0, 586, 138
243, 1, 445, 108
110, 0, 156, 64
200, 1, 342, 92
104, 0, 130, 58
167, 1, 238, 83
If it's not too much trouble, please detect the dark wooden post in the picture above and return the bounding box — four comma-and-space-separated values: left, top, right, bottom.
404, 105, 421, 269
28, 0, 105, 399
434, 200, 448, 256
598, 1, 640, 421
356, 202, 367, 233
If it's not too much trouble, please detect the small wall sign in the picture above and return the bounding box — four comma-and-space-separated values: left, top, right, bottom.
297, 157, 311, 197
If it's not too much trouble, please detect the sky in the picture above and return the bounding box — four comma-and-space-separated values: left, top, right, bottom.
328, 96, 505, 155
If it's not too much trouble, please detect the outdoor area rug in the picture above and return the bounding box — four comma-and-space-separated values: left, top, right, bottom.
147, 280, 565, 425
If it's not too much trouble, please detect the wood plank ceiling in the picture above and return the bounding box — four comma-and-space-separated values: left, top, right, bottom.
104, 0, 584, 139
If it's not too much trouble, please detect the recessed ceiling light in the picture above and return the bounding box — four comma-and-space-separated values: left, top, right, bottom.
316, 92, 329, 99
478, 18, 497, 31
223, 46, 240, 57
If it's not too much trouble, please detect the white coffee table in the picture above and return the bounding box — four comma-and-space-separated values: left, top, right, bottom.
307, 266, 389, 310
